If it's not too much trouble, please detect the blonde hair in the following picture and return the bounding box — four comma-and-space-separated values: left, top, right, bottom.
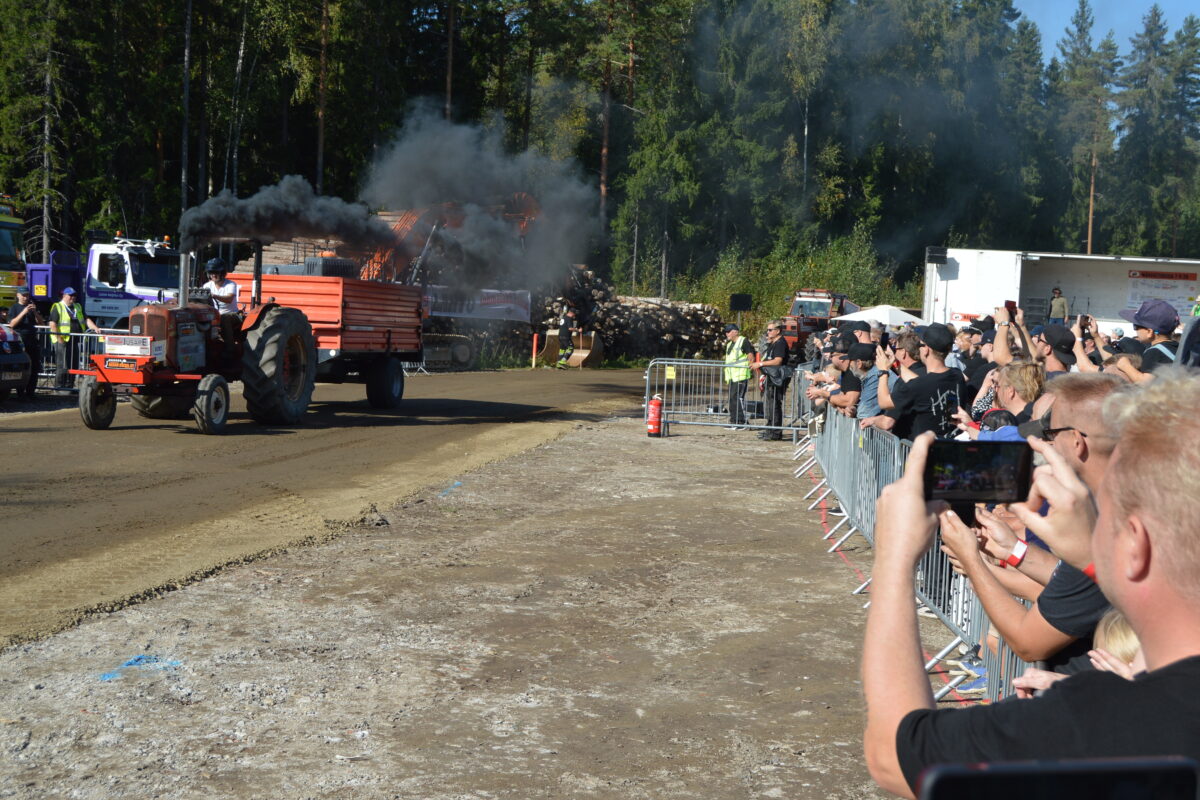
1093, 608, 1140, 665
1105, 370, 1200, 603
996, 361, 1044, 404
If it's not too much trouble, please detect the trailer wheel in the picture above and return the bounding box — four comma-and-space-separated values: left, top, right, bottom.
79, 376, 116, 429
130, 394, 193, 419
365, 357, 405, 409
192, 374, 230, 435
242, 306, 316, 424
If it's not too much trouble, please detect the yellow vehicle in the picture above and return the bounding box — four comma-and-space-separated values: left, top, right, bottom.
0, 196, 25, 309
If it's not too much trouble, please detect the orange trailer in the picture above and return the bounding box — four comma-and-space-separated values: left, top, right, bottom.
228, 272, 422, 404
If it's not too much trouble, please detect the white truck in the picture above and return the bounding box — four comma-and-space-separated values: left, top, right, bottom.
922, 247, 1200, 334
26, 237, 196, 328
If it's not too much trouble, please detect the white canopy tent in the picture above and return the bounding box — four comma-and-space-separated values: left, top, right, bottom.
831, 304, 926, 326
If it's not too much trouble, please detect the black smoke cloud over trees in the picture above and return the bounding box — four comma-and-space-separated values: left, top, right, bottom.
361, 106, 597, 291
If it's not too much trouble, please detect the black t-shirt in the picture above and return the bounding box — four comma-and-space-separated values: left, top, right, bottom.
7, 302, 36, 334
763, 337, 789, 365
895, 655, 1200, 795
1140, 340, 1179, 373
1037, 561, 1112, 673
559, 315, 576, 346
886, 368, 963, 439
967, 361, 997, 390
839, 368, 862, 394
962, 352, 986, 376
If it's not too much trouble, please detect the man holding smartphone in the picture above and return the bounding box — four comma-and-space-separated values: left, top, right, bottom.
862, 372, 1200, 799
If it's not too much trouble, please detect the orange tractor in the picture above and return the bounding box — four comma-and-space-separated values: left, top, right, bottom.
74, 242, 422, 434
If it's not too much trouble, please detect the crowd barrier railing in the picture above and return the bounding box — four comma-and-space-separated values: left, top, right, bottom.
643, 358, 818, 436
642, 355, 1031, 701
32, 327, 115, 385
797, 408, 1030, 702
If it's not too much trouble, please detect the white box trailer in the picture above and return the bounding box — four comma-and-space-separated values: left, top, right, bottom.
923, 247, 1200, 335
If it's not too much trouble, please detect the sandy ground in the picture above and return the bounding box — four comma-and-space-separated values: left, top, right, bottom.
0, 408, 898, 799
0, 369, 648, 645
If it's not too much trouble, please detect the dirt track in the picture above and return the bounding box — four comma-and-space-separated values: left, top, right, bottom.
0, 408, 891, 799
0, 369, 647, 646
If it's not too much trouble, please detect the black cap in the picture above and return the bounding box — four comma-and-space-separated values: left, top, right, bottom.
980, 329, 997, 345
1119, 299, 1180, 335
724, 323, 739, 333
919, 323, 954, 354
832, 333, 856, 354
976, 315, 995, 333
1041, 324, 1077, 366
840, 320, 870, 334
847, 343, 876, 361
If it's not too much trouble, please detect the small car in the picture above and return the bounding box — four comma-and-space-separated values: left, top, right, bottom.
0, 323, 32, 400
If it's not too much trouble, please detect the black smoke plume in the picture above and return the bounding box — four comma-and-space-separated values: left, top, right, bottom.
179, 175, 394, 251
360, 104, 598, 291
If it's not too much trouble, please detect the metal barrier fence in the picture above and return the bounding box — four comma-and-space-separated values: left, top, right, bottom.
643, 358, 818, 435
31, 326, 114, 386
639, 356, 1032, 701
797, 406, 1030, 702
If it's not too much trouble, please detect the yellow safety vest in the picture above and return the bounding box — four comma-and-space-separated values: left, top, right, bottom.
49, 301, 87, 344
724, 336, 751, 383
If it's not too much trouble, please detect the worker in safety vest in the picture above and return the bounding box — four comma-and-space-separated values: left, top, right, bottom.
722, 323, 756, 428
48, 287, 99, 389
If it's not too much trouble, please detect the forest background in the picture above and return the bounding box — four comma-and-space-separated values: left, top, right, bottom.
1, 0, 1198, 319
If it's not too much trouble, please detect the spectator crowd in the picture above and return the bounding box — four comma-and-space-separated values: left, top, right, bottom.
791, 294, 1200, 797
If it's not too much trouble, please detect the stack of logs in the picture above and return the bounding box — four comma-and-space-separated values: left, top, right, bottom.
535, 268, 725, 360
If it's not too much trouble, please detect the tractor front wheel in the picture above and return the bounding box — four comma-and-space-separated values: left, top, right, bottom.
130, 394, 193, 419
79, 376, 116, 429
192, 374, 230, 435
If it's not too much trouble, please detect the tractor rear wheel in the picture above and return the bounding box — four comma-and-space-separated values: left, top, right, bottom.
79, 376, 116, 429
192, 374, 230, 435
365, 357, 405, 409
130, 394, 193, 419
242, 306, 316, 425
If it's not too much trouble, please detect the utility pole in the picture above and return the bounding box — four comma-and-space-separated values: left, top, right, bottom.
180, 0, 193, 219
445, 1, 455, 120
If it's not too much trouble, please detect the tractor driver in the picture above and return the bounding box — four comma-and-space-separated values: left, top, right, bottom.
203, 258, 241, 355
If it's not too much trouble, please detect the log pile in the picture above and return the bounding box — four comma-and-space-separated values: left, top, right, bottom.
534, 268, 725, 360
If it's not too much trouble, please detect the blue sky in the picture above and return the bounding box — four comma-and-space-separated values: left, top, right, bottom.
1012, 0, 1197, 64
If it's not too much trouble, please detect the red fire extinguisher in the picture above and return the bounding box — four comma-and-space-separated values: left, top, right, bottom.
647, 394, 664, 437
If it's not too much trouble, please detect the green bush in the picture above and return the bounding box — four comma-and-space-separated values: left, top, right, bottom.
674, 226, 922, 337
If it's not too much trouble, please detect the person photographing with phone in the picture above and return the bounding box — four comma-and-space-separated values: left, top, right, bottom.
862, 370, 1200, 799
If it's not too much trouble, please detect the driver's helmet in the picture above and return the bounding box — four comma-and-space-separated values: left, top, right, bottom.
205, 257, 227, 277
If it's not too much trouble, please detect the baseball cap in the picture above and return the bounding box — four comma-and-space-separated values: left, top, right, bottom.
919, 323, 954, 354
980, 329, 997, 345
832, 333, 857, 353
724, 323, 739, 333
840, 320, 870, 334
1041, 324, 1077, 366
15, 285, 29, 294
1119, 299, 1180, 334
62, 287, 76, 296
847, 342, 876, 361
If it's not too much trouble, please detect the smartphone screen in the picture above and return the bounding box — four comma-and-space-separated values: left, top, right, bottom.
923, 441, 1033, 504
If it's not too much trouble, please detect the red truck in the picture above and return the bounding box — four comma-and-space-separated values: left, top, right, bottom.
780, 289, 860, 355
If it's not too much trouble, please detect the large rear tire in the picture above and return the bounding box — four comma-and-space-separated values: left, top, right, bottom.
79, 376, 116, 429
192, 374, 230, 435
366, 357, 405, 409
130, 394, 193, 419
242, 306, 316, 425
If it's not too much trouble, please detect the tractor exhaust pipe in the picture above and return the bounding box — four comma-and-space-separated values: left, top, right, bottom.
252, 239, 263, 308
179, 251, 192, 309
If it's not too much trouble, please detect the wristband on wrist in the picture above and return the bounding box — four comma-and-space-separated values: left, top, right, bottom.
1083, 562, 1097, 582
1005, 539, 1029, 568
